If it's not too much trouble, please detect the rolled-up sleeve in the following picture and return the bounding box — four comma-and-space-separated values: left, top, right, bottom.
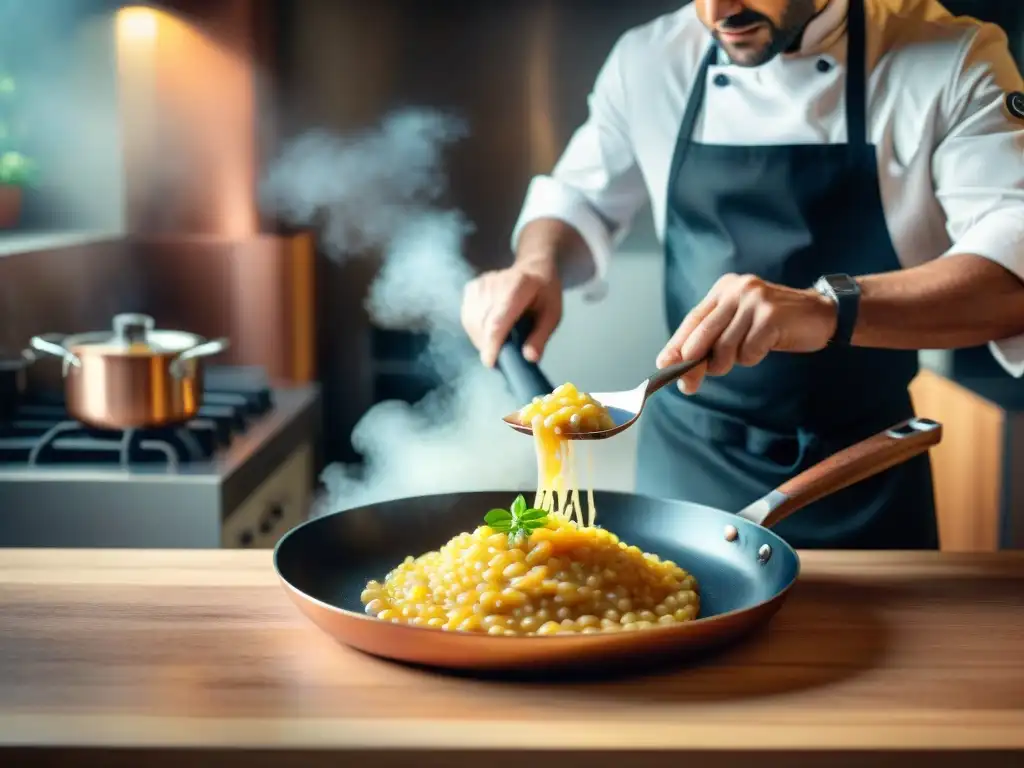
933, 24, 1024, 377
511, 34, 649, 301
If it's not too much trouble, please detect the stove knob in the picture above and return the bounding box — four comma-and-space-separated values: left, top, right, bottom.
239, 530, 254, 547
260, 504, 284, 534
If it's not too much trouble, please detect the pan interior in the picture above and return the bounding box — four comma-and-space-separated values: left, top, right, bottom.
275, 491, 799, 622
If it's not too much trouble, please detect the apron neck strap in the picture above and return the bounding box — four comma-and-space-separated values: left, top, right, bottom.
676, 44, 718, 147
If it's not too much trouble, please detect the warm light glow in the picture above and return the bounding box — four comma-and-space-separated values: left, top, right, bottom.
117, 7, 158, 41
115, 1, 257, 237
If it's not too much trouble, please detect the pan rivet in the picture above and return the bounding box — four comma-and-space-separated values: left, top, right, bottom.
757, 544, 772, 564
724, 525, 738, 542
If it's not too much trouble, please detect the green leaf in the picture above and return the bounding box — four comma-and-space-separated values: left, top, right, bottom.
0, 150, 36, 187
484, 508, 512, 526
485, 495, 554, 540
518, 508, 547, 522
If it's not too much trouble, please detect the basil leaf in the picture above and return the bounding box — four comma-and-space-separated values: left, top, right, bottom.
484, 509, 512, 526
518, 508, 547, 521
490, 522, 513, 533
510, 494, 527, 516
523, 517, 550, 531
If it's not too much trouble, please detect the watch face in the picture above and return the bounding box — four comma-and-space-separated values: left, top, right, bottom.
827, 274, 858, 294
1006, 92, 1024, 121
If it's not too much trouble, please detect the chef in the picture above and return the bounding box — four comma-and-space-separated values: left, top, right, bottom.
461, 0, 1024, 549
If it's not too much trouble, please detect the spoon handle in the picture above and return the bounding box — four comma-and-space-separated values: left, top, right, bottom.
645, 356, 710, 396
495, 316, 555, 403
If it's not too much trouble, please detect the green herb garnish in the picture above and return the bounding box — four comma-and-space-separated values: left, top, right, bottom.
484, 494, 550, 540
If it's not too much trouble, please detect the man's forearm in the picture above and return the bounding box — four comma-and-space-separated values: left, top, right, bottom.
852, 253, 1024, 349
515, 218, 597, 288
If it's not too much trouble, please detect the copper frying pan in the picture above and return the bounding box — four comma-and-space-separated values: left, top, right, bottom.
274, 415, 941, 672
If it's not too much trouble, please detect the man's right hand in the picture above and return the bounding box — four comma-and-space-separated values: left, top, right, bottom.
460, 258, 563, 368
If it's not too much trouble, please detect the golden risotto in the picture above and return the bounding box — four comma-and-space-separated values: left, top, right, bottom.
360, 383, 699, 636
360, 495, 700, 636
517, 382, 615, 436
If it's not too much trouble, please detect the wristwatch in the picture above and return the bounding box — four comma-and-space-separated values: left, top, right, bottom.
813, 273, 861, 346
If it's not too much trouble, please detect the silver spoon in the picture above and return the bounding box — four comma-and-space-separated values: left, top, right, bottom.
502, 357, 709, 440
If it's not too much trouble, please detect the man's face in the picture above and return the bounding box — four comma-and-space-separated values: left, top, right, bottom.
695, 0, 823, 67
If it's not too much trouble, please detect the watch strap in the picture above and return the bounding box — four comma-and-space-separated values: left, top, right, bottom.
816, 274, 860, 346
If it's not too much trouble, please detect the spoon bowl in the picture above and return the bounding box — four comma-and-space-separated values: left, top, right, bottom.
502, 358, 707, 440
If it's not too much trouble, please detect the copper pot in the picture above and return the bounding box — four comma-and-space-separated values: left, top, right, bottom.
29, 313, 230, 430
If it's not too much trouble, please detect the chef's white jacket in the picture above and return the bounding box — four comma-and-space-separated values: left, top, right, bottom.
512, 0, 1024, 377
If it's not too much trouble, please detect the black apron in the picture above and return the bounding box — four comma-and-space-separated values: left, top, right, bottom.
635, 0, 938, 550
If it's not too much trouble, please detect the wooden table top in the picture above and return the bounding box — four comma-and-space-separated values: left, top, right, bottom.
1, 548, 1023, 767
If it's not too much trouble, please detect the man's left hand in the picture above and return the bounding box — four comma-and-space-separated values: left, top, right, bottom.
656, 273, 838, 394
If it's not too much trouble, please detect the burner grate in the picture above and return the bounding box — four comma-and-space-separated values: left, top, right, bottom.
0, 365, 274, 469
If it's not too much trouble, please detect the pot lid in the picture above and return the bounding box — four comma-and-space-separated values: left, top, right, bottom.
65, 313, 204, 354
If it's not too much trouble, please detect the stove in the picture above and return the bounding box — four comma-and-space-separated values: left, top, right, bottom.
0, 366, 321, 549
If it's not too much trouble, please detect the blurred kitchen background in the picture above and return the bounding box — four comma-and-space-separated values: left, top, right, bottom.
0, 0, 1021, 552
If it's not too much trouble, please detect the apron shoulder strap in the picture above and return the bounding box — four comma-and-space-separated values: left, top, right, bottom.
668, 42, 719, 195
845, 0, 868, 148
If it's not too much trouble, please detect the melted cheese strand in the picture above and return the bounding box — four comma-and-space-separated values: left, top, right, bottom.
533, 427, 546, 510
585, 444, 596, 529
518, 383, 614, 529
566, 441, 582, 526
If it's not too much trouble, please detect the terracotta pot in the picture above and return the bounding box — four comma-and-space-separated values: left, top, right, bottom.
0, 185, 21, 229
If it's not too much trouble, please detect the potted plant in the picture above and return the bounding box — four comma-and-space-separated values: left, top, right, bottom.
0, 73, 36, 229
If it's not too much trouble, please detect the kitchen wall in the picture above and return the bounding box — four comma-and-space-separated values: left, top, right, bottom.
275, 0, 677, 266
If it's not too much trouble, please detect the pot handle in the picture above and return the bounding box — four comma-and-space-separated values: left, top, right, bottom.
170, 337, 230, 379
735, 417, 942, 530
29, 335, 81, 375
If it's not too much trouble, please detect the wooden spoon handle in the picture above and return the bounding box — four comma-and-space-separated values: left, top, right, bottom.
736, 418, 943, 529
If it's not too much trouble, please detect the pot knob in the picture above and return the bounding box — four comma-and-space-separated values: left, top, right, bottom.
113, 313, 155, 345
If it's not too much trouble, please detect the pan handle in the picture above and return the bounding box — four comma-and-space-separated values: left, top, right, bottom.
735, 417, 943, 529
494, 315, 555, 403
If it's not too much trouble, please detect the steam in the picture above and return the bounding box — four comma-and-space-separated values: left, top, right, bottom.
260, 108, 537, 513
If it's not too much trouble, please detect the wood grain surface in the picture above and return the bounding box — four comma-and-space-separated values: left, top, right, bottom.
1, 549, 1022, 767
